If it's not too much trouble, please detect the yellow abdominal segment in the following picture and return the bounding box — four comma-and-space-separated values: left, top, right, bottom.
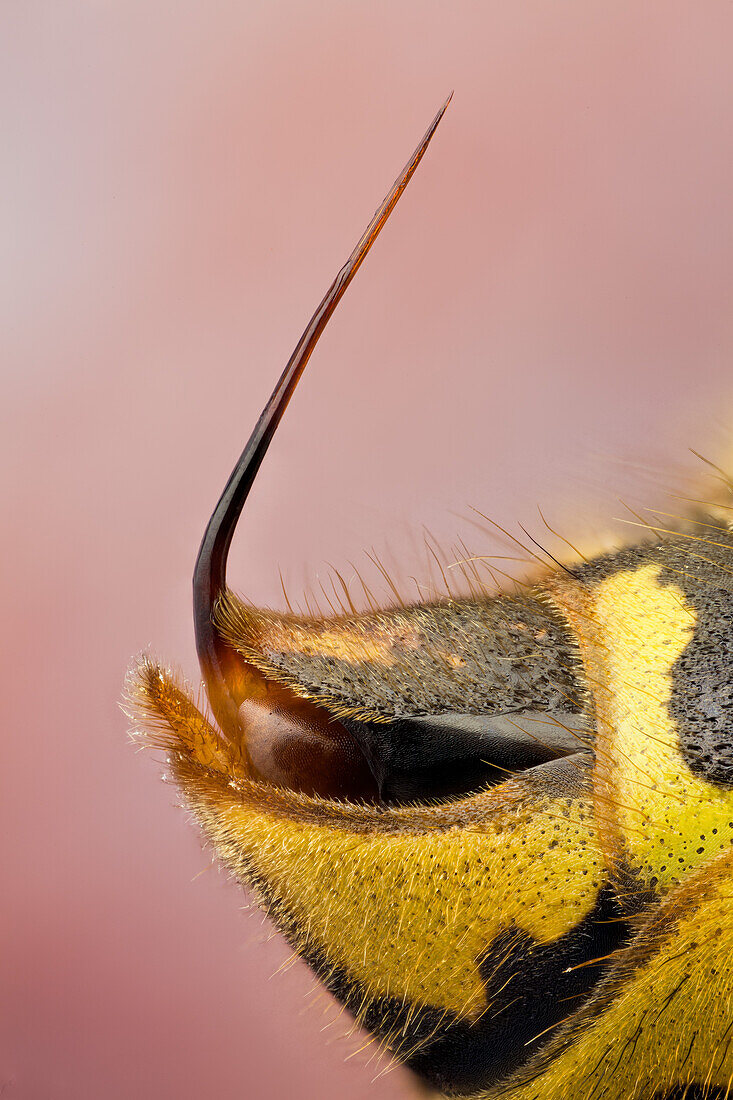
201, 792, 602, 1019
129, 662, 605, 1022
550, 563, 733, 888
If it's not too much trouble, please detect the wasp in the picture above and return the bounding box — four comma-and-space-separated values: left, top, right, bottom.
127, 98, 733, 1100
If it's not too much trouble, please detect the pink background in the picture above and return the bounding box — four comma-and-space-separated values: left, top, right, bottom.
3, 4, 733, 1099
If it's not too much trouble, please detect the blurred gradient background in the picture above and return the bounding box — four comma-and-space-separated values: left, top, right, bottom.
3, 4, 733, 1098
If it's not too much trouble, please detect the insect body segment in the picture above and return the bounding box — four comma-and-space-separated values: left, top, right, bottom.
128, 103, 733, 1099
215, 588, 588, 802
132, 656, 622, 1094
549, 545, 733, 893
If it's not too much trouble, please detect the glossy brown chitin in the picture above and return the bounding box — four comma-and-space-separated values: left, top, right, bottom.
192, 97, 451, 796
